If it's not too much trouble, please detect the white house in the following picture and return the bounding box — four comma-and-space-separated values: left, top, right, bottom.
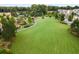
58, 9, 75, 25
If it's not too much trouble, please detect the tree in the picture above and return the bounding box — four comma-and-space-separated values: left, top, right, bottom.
71, 19, 79, 32
8, 16, 16, 37
70, 19, 79, 36
60, 13, 65, 21
31, 4, 48, 16
70, 18, 79, 37
73, 6, 79, 9
68, 14, 73, 21
66, 6, 72, 10
28, 16, 33, 24
53, 12, 59, 19
48, 6, 59, 11
1, 15, 16, 41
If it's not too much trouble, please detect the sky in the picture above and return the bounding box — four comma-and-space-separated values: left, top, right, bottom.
0, 0, 79, 7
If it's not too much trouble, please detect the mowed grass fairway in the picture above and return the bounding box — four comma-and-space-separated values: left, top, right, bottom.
11, 17, 79, 54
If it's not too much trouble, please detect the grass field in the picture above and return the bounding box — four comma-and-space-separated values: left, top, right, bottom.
11, 17, 79, 54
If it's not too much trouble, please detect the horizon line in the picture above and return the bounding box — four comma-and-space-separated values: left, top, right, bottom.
0, 4, 79, 7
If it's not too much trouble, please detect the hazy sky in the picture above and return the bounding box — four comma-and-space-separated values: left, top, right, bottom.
0, 4, 79, 7
0, 0, 79, 7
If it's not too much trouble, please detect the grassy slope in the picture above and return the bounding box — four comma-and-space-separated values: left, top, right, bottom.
11, 17, 79, 54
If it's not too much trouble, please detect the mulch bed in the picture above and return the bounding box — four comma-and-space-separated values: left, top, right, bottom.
69, 28, 79, 37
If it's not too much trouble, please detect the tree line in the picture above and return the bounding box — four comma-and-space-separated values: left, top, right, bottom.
0, 5, 79, 12
48, 6, 79, 11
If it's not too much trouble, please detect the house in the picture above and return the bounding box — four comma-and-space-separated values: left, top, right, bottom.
58, 9, 73, 16
72, 9, 79, 20
73, 9, 79, 15
58, 9, 74, 25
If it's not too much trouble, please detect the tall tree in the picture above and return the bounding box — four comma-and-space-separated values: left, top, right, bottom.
31, 4, 48, 16
1, 15, 16, 41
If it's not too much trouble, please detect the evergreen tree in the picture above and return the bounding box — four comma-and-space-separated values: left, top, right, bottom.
68, 13, 74, 21
60, 13, 65, 21
28, 16, 33, 24
1, 15, 16, 41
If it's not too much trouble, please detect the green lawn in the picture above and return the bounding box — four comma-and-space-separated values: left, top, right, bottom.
11, 17, 79, 54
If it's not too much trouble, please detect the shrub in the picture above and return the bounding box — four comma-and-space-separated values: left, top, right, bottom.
0, 48, 12, 54
71, 19, 79, 36
24, 24, 32, 28
68, 12, 74, 21
42, 15, 44, 19
1, 15, 16, 41
53, 12, 58, 19
53, 12, 60, 20
48, 13, 52, 18
59, 13, 65, 21
11, 12, 18, 17
71, 19, 79, 31
28, 16, 33, 24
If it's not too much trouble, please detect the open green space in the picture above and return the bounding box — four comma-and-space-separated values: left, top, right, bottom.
11, 17, 79, 54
